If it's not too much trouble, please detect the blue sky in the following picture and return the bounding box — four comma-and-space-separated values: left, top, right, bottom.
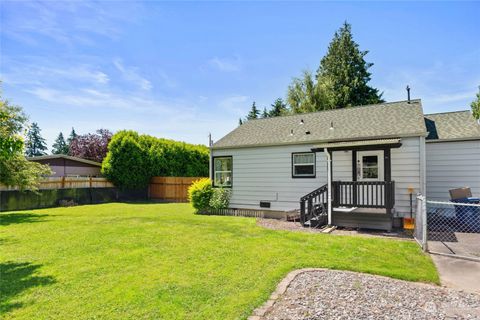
1, 1, 479, 149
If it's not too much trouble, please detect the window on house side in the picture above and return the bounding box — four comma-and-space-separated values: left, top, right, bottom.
292, 153, 315, 178
213, 157, 232, 187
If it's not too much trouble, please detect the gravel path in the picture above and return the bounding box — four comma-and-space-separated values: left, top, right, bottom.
257, 219, 410, 239
263, 270, 480, 320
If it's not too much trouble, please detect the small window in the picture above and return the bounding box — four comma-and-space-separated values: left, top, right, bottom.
362, 155, 379, 179
213, 156, 232, 187
292, 153, 315, 178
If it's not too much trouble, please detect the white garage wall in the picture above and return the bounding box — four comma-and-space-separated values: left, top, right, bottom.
426, 140, 480, 201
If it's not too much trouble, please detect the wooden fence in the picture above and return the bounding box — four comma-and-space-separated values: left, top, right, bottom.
0, 177, 114, 191
149, 177, 206, 202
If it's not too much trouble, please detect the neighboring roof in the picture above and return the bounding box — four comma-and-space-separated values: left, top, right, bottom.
424, 111, 480, 142
313, 138, 401, 150
27, 154, 102, 167
213, 100, 426, 149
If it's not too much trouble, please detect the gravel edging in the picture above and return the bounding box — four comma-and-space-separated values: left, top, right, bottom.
249, 268, 480, 320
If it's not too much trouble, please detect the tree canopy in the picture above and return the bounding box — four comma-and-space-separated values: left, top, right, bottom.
316, 22, 383, 108
102, 131, 209, 190
0, 94, 51, 190
246, 102, 260, 120
25, 122, 48, 157
51, 132, 69, 155
69, 129, 113, 163
471, 86, 480, 120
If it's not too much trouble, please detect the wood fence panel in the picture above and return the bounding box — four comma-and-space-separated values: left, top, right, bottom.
149, 176, 206, 202
0, 177, 114, 191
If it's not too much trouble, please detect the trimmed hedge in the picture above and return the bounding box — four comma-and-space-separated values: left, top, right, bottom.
187, 178, 231, 212
102, 131, 209, 190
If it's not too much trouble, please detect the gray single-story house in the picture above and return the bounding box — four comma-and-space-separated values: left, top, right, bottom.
210, 99, 480, 230
28, 155, 102, 177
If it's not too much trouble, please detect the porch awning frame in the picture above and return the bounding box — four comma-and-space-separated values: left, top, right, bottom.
311, 138, 402, 152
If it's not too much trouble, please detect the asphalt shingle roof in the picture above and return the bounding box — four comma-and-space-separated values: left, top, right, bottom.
425, 111, 480, 141
213, 100, 427, 149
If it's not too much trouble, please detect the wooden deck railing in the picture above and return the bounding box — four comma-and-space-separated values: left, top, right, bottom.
332, 181, 395, 209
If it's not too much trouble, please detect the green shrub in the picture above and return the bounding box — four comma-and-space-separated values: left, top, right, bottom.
209, 188, 231, 209
102, 130, 209, 190
188, 178, 213, 212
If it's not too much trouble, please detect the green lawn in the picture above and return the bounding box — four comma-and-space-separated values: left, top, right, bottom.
1, 203, 438, 319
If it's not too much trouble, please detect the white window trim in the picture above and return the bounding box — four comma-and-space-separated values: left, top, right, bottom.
213, 157, 232, 187
292, 152, 316, 178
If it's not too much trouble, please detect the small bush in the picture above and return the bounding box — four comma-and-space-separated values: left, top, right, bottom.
188, 178, 213, 212
209, 188, 231, 209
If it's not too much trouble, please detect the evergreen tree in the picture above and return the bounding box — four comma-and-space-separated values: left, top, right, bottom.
238, 118, 243, 126
67, 127, 77, 155
471, 86, 480, 120
51, 132, 69, 154
316, 22, 383, 108
246, 102, 260, 120
261, 107, 269, 118
25, 122, 47, 157
269, 98, 288, 117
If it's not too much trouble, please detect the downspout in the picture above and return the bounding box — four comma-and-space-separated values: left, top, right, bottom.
208, 133, 213, 181
325, 148, 332, 225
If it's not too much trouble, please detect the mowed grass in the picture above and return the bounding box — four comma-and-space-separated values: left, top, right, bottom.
1, 203, 438, 319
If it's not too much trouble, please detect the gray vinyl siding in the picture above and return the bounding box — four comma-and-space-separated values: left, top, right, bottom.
212, 137, 422, 215
213, 144, 326, 211
391, 137, 422, 217
426, 140, 480, 201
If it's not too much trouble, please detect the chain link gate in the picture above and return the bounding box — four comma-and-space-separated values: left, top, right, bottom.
415, 195, 480, 261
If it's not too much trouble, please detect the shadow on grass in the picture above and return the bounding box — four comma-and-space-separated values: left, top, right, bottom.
0, 213, 49, 226
0, 262, 55, 315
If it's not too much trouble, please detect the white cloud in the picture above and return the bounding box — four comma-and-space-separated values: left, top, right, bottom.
1, 63, 109, 86
25, 86, 178, 114
113, 58, 152, 91
208, 56, 242, 72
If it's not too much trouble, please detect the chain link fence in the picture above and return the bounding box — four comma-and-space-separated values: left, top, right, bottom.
415, 195, 480, 261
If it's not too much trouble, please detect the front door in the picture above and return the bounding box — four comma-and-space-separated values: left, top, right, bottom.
356, 150, 384, 181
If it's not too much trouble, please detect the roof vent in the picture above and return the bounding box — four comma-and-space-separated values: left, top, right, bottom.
329, 121, 334, 130
305, 131, 311, 135
300, 119, 304, 125
289, 129, 294, 136
406, 85, 411, 104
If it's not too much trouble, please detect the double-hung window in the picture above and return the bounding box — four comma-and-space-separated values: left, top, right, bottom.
292, 152, 316, 178
213, 156, 232, 187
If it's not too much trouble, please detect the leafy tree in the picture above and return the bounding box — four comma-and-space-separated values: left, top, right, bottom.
0, 94, 51, 190
261, 107, 269, 118
316, 22, 383, 108
0, 97, 27, 157
287, 70, 326, 113
25, 122, 48, 157
269, 98, 289, 117
471, 86, 480, 120
69, 129, 113, 163
102, 131, 209, 190
246, 102, 260, 120
51, 132, 69, 154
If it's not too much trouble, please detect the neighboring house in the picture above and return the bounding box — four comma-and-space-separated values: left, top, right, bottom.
210, 99, 480, 230
28, 155, 102, 177
425, 111, 480, 201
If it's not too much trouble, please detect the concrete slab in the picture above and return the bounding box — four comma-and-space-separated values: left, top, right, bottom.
431, 254, 480, 294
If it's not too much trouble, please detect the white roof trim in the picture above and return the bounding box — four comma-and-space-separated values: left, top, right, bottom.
313, 138, 401, 149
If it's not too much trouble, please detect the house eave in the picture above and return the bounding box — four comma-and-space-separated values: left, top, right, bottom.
211, 132, 425, 151
426, 137, 480, 143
